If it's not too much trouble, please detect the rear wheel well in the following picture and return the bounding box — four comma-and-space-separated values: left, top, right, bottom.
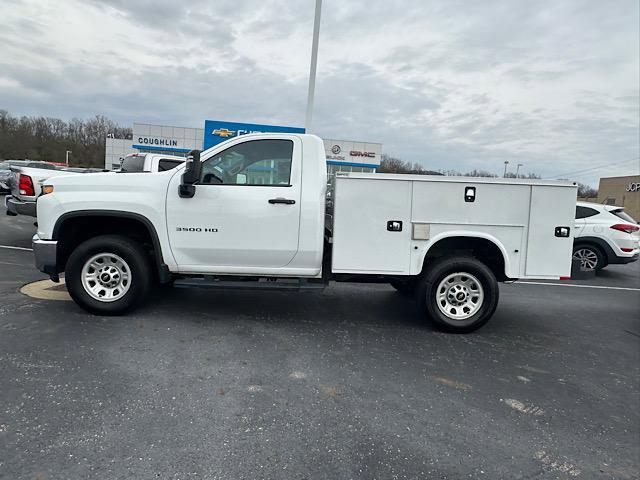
54, 215, 161, 277
573, 241, 604, 254
422, 236, 508, 281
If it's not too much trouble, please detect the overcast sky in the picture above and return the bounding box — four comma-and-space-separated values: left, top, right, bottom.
1, 0, 638, 184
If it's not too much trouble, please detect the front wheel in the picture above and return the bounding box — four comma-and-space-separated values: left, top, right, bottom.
65, 235, 153, 315
417, 256, 499, 333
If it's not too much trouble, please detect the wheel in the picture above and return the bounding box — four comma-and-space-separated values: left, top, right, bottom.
390, 278, 417, 296
416, 256, 499, 333
572, 244, 605, 271
65, 235, 152, 315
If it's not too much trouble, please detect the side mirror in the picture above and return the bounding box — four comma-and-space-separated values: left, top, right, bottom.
179, 150, 201, 198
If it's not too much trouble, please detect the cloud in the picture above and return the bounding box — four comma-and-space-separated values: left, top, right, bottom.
0, 0, 638, 185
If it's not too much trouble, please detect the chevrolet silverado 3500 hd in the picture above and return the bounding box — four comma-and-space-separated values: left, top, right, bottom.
32, 134, 577, 332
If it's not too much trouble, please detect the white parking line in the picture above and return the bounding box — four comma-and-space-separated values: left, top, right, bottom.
0, 245, 33, 251
517, 281, 640, 292
1, 243, 638, 293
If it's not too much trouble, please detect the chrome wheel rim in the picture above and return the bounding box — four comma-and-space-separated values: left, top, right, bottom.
436, 272, 484, 321
81, 253, 131, 302
573, 248, 598, 270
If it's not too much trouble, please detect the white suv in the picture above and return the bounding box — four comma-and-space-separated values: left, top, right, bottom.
573, 201, 639, 271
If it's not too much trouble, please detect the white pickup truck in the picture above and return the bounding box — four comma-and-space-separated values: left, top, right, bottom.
116, 153, 185, 173
32, 133, 577, 332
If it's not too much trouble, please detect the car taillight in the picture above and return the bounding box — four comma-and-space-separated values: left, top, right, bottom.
18, 174, 35, 196
610, 223, 640, 234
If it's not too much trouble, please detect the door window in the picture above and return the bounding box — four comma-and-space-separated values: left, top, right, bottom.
200, 139, 293, 186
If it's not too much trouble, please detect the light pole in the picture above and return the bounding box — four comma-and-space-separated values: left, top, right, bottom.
65, 150, 72, 166
503, 160, 509, 178
304, 0, 322, 133
516, 163, 523, 178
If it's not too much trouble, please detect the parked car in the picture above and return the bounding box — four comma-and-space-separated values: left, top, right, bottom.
1, 160, 33, 193
5, 163, 80, 217
33, 133, 577, 333
573, 201, 639, 271
0, 162, 14, 193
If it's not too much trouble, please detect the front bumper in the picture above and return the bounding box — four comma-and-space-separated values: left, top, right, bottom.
5, 195, 37, 217
32, 234, 59, 277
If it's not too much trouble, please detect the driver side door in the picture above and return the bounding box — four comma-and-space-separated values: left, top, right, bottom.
165, 137, 303, 272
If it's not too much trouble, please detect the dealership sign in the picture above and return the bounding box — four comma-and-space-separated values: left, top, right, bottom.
136, 137, 179, 147
203, 120, 305, 149
132, 135, 191, 152
323, 139, 382, 168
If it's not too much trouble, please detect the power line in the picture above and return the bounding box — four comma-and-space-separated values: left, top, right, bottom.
567, 165, 640, 179
552, 157, 639, 179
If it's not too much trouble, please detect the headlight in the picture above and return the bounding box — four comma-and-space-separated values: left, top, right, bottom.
41, 185, 54, 195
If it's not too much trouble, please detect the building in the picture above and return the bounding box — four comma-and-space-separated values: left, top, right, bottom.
105, 121, 382, 176
105, 123, 204, 170
104, 137, 135, 171
597, 175, 640, 221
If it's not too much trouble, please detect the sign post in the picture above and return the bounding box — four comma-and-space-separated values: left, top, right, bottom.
305, 0, 322, 133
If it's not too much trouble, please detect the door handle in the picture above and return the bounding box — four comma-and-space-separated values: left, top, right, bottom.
268, 198, 296, 205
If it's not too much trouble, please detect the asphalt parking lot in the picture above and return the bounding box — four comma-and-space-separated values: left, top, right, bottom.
0, 202, 638, 480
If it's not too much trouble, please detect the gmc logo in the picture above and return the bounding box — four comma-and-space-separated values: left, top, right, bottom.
350, 151, 375, 158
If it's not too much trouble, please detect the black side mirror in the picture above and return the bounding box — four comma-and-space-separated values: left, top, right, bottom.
179, 150, 201, 198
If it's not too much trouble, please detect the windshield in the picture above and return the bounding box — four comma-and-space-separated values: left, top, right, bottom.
120, 155, 146, 172
610, 208, 637, 224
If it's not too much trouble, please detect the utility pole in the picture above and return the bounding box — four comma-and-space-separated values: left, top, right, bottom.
304, 0, 322, 133
516, 163, 523, 178
503, 160, 509, 178
65, 150, 72, 166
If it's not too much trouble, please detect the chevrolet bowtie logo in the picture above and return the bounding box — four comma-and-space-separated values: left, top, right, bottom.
212, 128, 236, 138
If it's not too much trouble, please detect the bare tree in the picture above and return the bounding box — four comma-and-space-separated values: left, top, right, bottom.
576, 182, 598, 198
379, 154, 441, 175
0, 110, 132, 167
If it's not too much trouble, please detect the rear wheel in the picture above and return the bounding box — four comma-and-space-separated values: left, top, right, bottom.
65, 235, 152, 315
572, 244, 605, 271
417, 256, 499, 333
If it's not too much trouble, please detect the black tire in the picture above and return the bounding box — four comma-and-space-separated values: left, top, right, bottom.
389, 278, 417, 296
65, 235, 153, 315
416, 256, 499, 333
572, 244, 606, 271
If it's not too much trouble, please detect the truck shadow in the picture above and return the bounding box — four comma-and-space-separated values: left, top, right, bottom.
145, 283, 432, 330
